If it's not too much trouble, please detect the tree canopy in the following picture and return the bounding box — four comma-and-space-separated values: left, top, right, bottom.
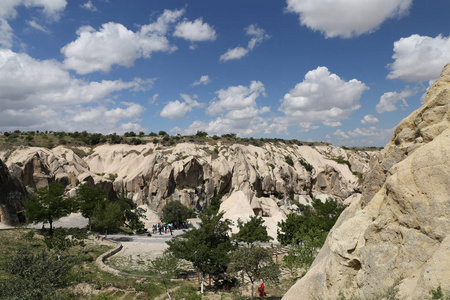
167, 208, 233, 293
162, 200, 195, 224
25, 182, 74, 230
230, 246, 280, 300
232, 215, 272, 246
277, 198, 346, 246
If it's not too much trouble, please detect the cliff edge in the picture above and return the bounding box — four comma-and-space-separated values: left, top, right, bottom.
283, 64, 450, 300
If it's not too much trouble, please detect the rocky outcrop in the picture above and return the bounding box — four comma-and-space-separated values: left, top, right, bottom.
0, 158, 27, 225
0, 141, 373, 216
283, 64, 450, 300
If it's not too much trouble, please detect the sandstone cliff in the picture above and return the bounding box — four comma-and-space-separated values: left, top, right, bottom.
0, 139, 374, 230
283, 65, 450, 299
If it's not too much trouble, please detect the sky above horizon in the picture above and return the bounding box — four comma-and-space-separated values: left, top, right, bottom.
1, 0, 449, 147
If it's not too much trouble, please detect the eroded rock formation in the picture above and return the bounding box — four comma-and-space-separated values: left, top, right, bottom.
0, 141, 374, 216
0, 158, 27, 225
283, 64, 450, 300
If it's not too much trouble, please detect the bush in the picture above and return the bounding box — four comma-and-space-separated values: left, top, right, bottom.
0, 247, 74, 299
299, 158, 313, 172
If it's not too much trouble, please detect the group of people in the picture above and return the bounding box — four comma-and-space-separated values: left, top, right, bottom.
152, 223, 173, 235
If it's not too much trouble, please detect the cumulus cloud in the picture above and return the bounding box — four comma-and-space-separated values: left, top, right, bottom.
220, 24, 270, 61
333, 126, 395, 146
61, 9, 184, 74
376, 88, 416, 113
286, 0, 412, 38
0, 0, 67, 48
0, 0, 67, 20
220, 47, 248, 61
81, 0, 97, 12
361, 114, 379, 124
0, 49, 149, 133
333, 129, 349, 139
387, 34, 450, 82
160, 94, 203, 120
192, 75, 210, 86
174, 18, 216, 42
177, 81, 271, 136
274, 66, 368, 133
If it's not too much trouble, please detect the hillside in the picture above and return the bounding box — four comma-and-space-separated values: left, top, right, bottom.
0, 136, 377, 237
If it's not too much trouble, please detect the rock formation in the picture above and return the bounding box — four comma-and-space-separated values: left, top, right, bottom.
0, 158, 27, 225
0, 141, 373, 215
283, 64, 450, 299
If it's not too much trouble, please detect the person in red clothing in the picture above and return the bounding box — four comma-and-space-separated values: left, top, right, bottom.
257, 280, 266, 297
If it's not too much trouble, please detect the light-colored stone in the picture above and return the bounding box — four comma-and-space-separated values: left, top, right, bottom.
283, 64, 450, 300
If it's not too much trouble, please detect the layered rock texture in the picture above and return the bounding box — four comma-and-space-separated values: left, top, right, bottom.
283, 65, 450, 299
0, 158, 27, 225
0, 139, 374, 232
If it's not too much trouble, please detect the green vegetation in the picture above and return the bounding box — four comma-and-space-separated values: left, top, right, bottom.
278, 198, 347, 270
167, 208, 233, 293
299, 157, 314, 172
161, 200, 196, 224
232, 215, 272, 246
25, 182, 74, 230
230, 246, 280, 300
285, 155, 294, 166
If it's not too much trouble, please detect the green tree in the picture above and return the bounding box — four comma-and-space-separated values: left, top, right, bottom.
278, 198, 346, 271
90, 201, 123, 233
232, 215, 272, 246
74, 183, 108, 227
277, 198, 346, 246
162, 200, 195, 224
148, 251, 185, 300
25, 182, 74, 230
195, 131, 208, 138
230, 246, 280, 300
0, 247, 73, 300
167, 208, 233, 293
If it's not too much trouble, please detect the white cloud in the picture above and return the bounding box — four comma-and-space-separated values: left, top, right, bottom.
62, 9, 183, 74
245, 24, 270, 50
173, 18, 216, 42
149, 93, 158, 105
387, 34, 450, 82
81, 0, 97, 12
361, 114, 379, 124
376, 88, 416, 113
220, 24, 269, 61
140, 9, 184, 36
0, 0, 67, 48
275, 66, 368, 133
192, 75, 211, 86
333, 129, 349, 139
0, 49, 149, 133
177, 81, 271, 136
0, 18, 13, 48
333, 126, 395, 146
27, 20, 50, 33
286, 0, 412, 38
207, 81, 266, 115
0, 0, 67, 20
160, 94, 203, 120
220, 47, 248, 61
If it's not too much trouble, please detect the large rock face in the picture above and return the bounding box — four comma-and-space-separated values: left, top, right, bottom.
0, 140, 375, 216
283, 64, 450, 300
0, 158, 27, 225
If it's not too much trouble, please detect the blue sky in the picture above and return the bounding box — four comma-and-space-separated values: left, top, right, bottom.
1, 0, 449, 146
